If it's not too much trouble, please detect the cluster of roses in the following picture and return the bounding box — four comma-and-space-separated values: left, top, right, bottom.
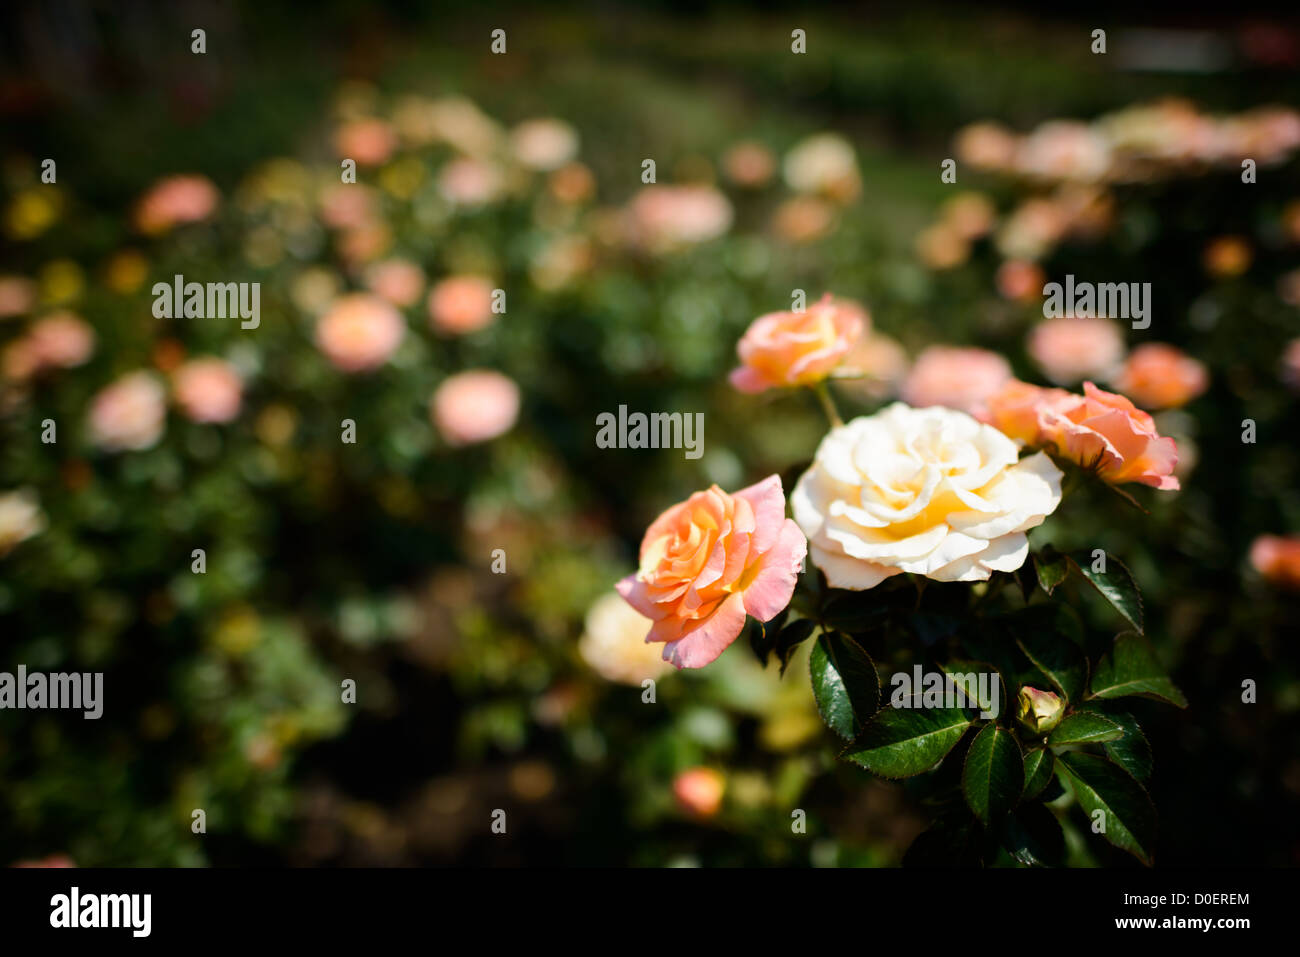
617, 295, 1183, 668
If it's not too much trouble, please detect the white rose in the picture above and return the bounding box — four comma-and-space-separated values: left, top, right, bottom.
792, 403, 1063, 588
0, 488, 45, 556
580, 591, 673, 685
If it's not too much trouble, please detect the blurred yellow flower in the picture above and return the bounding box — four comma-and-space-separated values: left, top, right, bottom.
213, 606, 262, 657
103, 250, 149, 294
5, 188, 63, 240
38, 259, 85, 305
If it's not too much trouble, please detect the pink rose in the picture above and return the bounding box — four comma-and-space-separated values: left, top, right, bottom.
28, 312, 95, 369
319, 184, 379, 230
1113, 343, 1208, 409
626, 185, 733, 251
1028, 316, 1126, 385
900, 345, 1012, 415
134, 175, 219, 235
984, 380, 1180, 490
673, 768, 725, 817
333, 118, 397, 167
0, 276, 36, 318
172, 357, 243, 423
1281, 338, 1300, 392
430, 370, 520, 445
438, 157, 505, 207
314, 293, 406, 372
616, 475, 807, 669
1250, 535, 1300, 590
365, 258, 425, 308
88, 371, 167, 452
11, 855, 75, 868
730, 294, 864, 393
428, 276, 496, 335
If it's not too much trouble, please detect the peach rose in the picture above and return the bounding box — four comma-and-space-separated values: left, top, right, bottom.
11, 854, 75, 868
941, 192, 997, 240
430, 370, 520, 445
984, 380, 1180, 490
438, 157, 505, 207
134, 175, 219, 234
627, 185, 733, 251
729, 294, 864, 393
510, 118, 579, 171
616, 475, 806, 669
996, 260, 1046, 303
1250, 535, 1300, 590
428, 276, 495, 335
27, 312, 95, 368
1203, 236, 1252, 278
1016, 121, 1112, 182
0, 276, 36, 317
1028, 316, 1126, 385
365, 258, 425, 307
673, 768, 725, 817
915, 222, 970, 270
1113, 343, 1208, 409
318, 184, 378, 231
899, 345, 1011, 416
315, 293, 406, 372
333, 117, 397, 167
955, 122, 1019, 171
88, 371, 167, 452
771, 196, 835, 243
995, 198, 1068, 261
722, 141, 776, 188
839, 331, 909, 399
548, 162, 596, 204
1283, 338, 1300, 391
172, 357, 243, 423
2, 338, 40, 382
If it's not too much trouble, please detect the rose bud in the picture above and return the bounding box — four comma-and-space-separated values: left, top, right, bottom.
1016, 686, 1064, 735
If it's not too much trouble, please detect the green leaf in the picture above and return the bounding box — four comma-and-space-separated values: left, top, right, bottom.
1047, 711, 1123, 746
939, 658, 1005, 718
1015, 630, 1088, 704
1021, 748, 1055, 800
819, 591, 891, 634
1069, 550, 1144, 633
1059, 751, 1158, 866
1088, 632, 1187, 708
1089, 708, 1153, 782
1033, 546, 1071, 595
809, 632, 879, 741
843, 696, 972, 779
774, 618, 816, 677
903, 812, 985, 867
962, 724, 1024, 826
1002, 802, 1065, 867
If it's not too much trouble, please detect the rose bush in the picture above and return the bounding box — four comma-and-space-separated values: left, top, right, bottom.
620, 291, 1189, 866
